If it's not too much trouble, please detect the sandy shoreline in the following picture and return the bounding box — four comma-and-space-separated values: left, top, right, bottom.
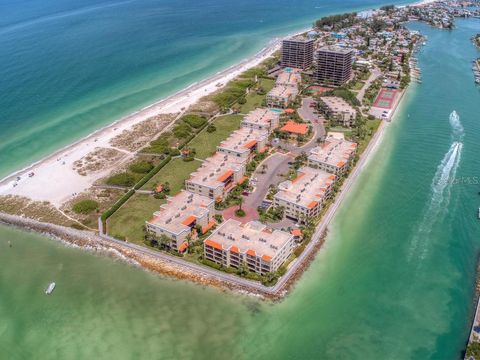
0, 37, 285, 206
0, 0, 429, 298
0, 0, 433, 208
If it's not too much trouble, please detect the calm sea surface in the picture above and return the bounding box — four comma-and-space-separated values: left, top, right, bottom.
1, 1, 480, 359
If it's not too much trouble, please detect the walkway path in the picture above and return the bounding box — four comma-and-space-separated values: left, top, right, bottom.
356, 67, 382, 104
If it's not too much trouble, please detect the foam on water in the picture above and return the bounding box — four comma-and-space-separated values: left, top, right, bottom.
449, 110, 464, 141
408, 111, 464, 261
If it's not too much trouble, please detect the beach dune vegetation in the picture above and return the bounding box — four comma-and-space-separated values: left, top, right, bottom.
213, 79, 254, 111
129, 161, 154, 174
181, 114, 207, 129
106, 172, 137, 187
173, 123, 192, 139
72, 199, 99, 214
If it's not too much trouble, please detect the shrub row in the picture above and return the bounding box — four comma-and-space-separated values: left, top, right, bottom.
134, 155, 172, 190
101, 189, 135, 230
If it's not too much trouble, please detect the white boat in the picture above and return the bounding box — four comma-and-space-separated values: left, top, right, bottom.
45, 282, 56, 295
478, 208, 480, 219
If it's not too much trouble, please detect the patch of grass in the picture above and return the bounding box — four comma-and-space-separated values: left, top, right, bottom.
106, 172, 141, 187
129, 161, 154, 174
72, 199, 99, 214
173, 122, 192, 139
239, 78, 275, 113
188, 114, 242, 159
141, 158, 202, 193
107, 194, 165, 244
181, 114, 207, 129
357, 119, 381, 154
350, 81, 365, 91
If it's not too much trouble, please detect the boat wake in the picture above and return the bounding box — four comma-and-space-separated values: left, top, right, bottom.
408, 111, 464, 262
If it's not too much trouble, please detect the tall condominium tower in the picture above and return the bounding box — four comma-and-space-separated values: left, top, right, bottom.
314, 46, 353, 86
281, 37, 315, 70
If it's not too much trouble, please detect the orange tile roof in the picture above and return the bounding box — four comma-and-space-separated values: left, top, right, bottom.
243, 140, 257, 149
217, 170, 234, 182
181, 215, 196, 226
280, 120, 308, 135
284, 108, 295, 113
230, 245, 239, 253
291, 229, 302, 237
246, 249, 256, 257
259, 146, 269, 154
201, 220, 216, 234
262, 254, 272, 262
336, 161, 346, 168
307, 201, 318, 209
328, 174, 336, 181
205, 239, 223, 250
178, 241, 188, 252
291, 172, 305, 184
237, 176, 249, 185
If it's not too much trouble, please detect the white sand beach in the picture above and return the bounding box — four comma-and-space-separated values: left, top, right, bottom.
0, 0, 435, 209
0, 39, 282, 207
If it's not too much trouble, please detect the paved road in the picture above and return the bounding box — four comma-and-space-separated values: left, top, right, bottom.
244, 153, 291, 209
276, 97, 325, 155
356, 66, 382, 104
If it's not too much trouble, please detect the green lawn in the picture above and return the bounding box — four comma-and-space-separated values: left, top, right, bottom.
357, 119, 381, 154
107, 194, 165, 244
351, 81, 365, 91
141, 157, 202, 193
239, 78, 275, 113
187, 114, 242, 159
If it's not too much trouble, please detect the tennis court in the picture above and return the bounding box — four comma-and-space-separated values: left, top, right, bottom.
373, 89, 397, 109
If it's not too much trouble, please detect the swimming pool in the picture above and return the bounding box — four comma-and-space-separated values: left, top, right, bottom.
270, 108, 283, 113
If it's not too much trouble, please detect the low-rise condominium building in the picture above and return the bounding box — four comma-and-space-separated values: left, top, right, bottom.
266, 85, 299, 108
204, 219, 294, 275
274, 166, 336, 222
241, 108, 280, 133
307, 136, 357, 174
217, 127, 268, 160
318, 96, 357, 127
185, 153, 246, 201
146, 190, 215, 252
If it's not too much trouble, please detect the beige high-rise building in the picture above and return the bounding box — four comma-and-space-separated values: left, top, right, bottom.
281, 37, 315, 69
314, 46, 353, 86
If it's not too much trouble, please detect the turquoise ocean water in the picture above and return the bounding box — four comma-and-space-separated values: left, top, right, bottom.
0, 0, 411, 179
1, 1, 480, 359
